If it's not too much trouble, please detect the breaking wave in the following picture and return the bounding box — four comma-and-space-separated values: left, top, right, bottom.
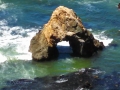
0, 19, 40, 63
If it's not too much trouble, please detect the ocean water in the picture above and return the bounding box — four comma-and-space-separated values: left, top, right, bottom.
0, 0, 120, 89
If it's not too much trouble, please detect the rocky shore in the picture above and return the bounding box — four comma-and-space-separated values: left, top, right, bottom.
1, 68, 101, 90
2, 68, 120, 90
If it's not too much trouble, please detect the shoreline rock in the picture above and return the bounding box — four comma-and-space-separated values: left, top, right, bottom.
2, 68, 99, 90
2, 68, 120, 90
29, 6, 104, 61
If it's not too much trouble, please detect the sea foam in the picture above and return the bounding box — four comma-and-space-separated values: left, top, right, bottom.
57, 31, 113, 46
0, 53, 7, 63
93, 31, 113, 46
57, 30, 113, 54
0, 20, 39, 63
0, 3, 7, 10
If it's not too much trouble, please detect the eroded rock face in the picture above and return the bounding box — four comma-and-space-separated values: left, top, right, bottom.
29, 6, 104, 61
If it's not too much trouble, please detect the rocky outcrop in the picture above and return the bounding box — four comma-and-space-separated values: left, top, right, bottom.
29, 6, 104, 61
2, 68, 100, 90
3, 68, 120, 90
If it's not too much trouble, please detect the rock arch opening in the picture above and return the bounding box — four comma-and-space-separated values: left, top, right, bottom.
57, 41, 72, 59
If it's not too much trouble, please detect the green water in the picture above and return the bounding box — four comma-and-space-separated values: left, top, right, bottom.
0, 57, 91, 88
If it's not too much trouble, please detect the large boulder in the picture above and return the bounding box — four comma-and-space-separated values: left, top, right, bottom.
29, 6, 104, 61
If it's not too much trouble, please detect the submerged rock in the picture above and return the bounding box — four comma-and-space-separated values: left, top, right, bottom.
29, 6, 104, 61
2, 68, 120, 90
1, 68, 100, 90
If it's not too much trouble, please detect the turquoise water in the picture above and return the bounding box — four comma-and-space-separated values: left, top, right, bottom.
0, 0, 120, 89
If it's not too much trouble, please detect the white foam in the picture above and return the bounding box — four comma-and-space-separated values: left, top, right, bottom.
57, 41, 69, 46
88, 28, 93, 31
57, 31, 113, 47
0, 19, 40, 63
57, 41, 72, 53
56, 78, 68, 83
0, 19, 8, 26
0, 53, 7, 63
0, 3, 7, 9
56, 30, 113, 54
93, 31, 113, 46
15, 53, 32, 60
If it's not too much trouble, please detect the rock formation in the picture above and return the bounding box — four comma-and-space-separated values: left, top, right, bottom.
3, 68, 120, 90
29, 6, 104, 61
1, 68, 100, 90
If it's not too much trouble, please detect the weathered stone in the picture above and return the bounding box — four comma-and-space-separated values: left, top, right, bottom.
2, 68, 99, 90
29, 30, 59, 61
3, 68, 120, 90
29, 6, 104, 61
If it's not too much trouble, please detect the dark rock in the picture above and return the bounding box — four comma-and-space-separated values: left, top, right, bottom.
93, 71, 120, 90
3, 68, 120, 90
2, 68, 99, 90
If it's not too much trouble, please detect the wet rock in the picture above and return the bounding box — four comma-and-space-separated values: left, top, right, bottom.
29, 6, 104, 61
2, 68, 120, 90
2, 68, 98, 90
93, 71, 120, 90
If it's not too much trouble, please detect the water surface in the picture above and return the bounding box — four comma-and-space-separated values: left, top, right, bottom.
0, 0, 120, 89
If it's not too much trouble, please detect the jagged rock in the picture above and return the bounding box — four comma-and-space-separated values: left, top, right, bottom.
3, 68, 120, 90
1, 68, 99, 90
29, 6, 104, 61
